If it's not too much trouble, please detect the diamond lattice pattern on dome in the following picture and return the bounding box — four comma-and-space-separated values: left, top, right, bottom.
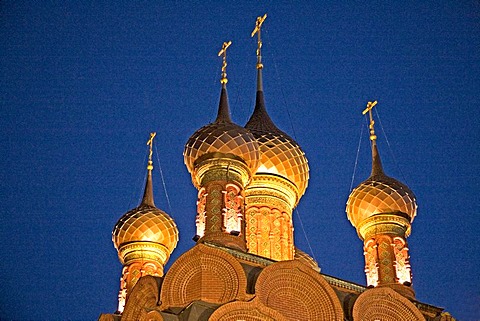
184, 122, 260, 174
251, 130, 309, 197
346, 178, 417, 227
113, 205, 179, 252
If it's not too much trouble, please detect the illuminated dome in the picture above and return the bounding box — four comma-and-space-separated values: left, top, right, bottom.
346, 143, 417, 228
113, 204, 179, 252
245, 90, 309, 201
184, 86, 260, 186
112, 169, 179, 254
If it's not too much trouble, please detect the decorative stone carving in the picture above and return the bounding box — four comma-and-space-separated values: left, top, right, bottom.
209, 298, 288, 321
255, 260, 344, 320
393, 237, 412, 285
364, 239, 379, 287
196, 188, 207, 237
160, 244, 247, 309
353, 286, 424, 321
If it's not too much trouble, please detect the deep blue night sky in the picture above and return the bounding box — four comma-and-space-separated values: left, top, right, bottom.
1, 1, 479, 320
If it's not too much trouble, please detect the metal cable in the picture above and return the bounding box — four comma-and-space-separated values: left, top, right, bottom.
350, 118, 366, 192
374, 108, 408, 184
154, 141, 173, 216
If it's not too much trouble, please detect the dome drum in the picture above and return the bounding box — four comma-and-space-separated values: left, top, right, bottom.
245, 174, 298, 210
193, 157, 252, 188
117, 241, 171, 266
357, 214, 411, 241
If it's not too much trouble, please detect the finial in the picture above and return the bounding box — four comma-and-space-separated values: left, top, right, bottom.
362, 101, 378, 141
251, 13, 267, 70
218, 41, 232, 86
362, 101, 385, 176
146, 132, 156, 170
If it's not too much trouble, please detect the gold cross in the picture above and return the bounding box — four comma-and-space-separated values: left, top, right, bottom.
251, 14, 267, 37
251, 14, 267, 69
362, 101, 378, 141
146, 132, 156, 169
218, 41, 232, 84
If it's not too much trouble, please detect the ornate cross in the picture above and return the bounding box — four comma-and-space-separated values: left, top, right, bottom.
146, 132, 156, 169
251, 14, 267, 69
362, 101, 378, 141
218, 41, 232, 84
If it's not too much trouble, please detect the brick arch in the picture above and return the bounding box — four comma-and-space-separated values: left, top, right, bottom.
209, 298, 288, 321
255, 260, 344, 321
122, 275, 162, 321
160, 244, 247, 309
353, 286, 424, 321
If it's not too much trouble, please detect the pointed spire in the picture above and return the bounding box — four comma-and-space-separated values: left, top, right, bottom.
246, 14, 285, 136
362, 101, 385, 177
215, 41, 233, 123
370, 140, 385, 177
141, 133, 156, 206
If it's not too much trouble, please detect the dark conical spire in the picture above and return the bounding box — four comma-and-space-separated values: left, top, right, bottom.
214, 84, 232, 123
246, 14, 285, 136
362, 101, 385, 178
141, 164, 155, 207
215, 41, 233, 124
370, 140, 385, 177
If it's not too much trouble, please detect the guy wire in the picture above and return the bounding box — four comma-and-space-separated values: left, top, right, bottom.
154, 140, 173, 216
350, 118, 366, 192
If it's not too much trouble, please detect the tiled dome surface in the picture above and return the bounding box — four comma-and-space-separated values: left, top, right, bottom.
113, 204, 179, 252
346, 174, 417, 228
184, 122, 260, 174
249, 129, 309, 198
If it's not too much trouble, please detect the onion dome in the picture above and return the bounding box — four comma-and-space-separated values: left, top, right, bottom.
183, 84, 260, 187
113, 162, 179, 258
245, 68, 309, 202
346, 139, 417, 229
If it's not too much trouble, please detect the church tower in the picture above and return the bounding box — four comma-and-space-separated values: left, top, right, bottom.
112, 133, 179, 313
346, 101, 418, 299
183, 42, 260, 251
244, 15, 309, 260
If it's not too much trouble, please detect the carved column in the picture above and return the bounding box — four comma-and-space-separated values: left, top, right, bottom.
358, 214, 415, 298
245, 174, 297, 261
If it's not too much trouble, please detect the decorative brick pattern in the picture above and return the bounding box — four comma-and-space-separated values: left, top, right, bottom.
255, 260, 344, 320
353, 286, 424, 321
160, 244, 247, 309
209, 298, 288, 321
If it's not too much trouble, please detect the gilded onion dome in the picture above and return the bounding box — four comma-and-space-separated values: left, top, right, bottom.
112, 163, 179, 258
245, 70, 309, 202
184, 84, 260, 187
346, 136, 417, 229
